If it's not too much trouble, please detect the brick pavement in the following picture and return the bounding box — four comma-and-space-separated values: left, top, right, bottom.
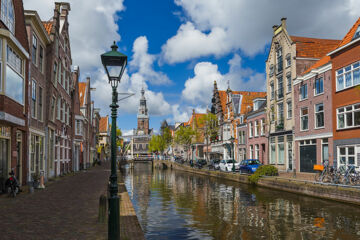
0, 163, 110, 240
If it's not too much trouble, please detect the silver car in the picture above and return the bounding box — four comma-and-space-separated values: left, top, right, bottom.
219, 159, 240, 172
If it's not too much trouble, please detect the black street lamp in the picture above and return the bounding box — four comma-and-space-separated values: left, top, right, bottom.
101, 41, 127, 240
229, 136, 235, 172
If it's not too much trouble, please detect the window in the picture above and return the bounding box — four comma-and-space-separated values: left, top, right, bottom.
6, 46, 24, 105
53, 62, 57, 83
338, 146, 357, 168
249, 122, 253, 138
287, 100, 292, 119
277, 76, 283, 99
315, 103, 324, 128
278, 136, 284, 164
270, 105, 275, 122
76, 120, 82, 135
276, 47, 283, 73
255, 144, 259, 159
39, 46, 44, 73
286, 54, 291, 67
278, 102, 284, 122
269, 64, 274, 76
270, 137, 275, 164
270, 82, 274, 100
286, 73, 291, 93
57, 98, 61, 120
31, 80, 36, 118
353, 24, 360, 40
58, 62, 62, 84
337, 103, 360, 129
300, 84, 307, 100
32, 35, 37, 65
301, 107, 309, 131
1, 0, 15, 34
322, 139, 329, 164
249, 145, 253, 159
261, 118, 265, 136
287, 137, 293, 170
336, 62, 360, 91
64, 104, 67, 125
314, 77, 324, 95
7, 46, 22, 74
254, 120, 259, 137
38, 87, 43, 121
50, 96, 55, 122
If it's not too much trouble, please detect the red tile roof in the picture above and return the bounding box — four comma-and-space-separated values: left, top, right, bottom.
78, 82, 86, 107
302, 56, 331, 75
184, 113, 206, 128
218, 91, 227, 114
331, 17, 360, 52
99, 116, 109, 133
290, 36, 341, 58
42, 21, 53, 35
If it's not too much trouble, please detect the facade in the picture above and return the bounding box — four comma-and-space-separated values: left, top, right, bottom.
236, 123, 247, 162
246, 98, 268, 164
211, 81, 266, 162
294, 58, 333, 172
71, 66, 82, 171
25, 10, 51, 183
132, 88, 152, 156
184, 110, 205, 160
266, 18, 340, 172
98, 115, 110, 161
78, 78, 91, 169
0, 0, 29, 190
43, 2, 73, 177
328, 18, 360, 169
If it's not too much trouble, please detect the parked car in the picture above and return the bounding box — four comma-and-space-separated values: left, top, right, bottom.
239, 159, 262, 174
208, 159, 221, 170
219, 159, 240, 172
195, 159, 207, 169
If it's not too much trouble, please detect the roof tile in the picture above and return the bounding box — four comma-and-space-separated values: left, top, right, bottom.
290, 36, 341, 58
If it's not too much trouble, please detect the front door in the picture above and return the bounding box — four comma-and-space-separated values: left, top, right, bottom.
300, 145, 316, 172
0, 139, 9, 192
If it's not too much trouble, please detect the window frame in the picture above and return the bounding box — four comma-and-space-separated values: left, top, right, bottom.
314, 77, 324, 96
336, 61, 360, 92
32, 34, 38, 65
31, 80, 37, 119
1, 0, 15, 34
336, 103, 360, 130
299, 83, 308, 101
300, 107, 309, 131
314, 102, 325, 129
287, 100, 292, 119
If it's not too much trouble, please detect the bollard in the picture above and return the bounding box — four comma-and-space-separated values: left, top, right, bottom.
98, 194, 107, 223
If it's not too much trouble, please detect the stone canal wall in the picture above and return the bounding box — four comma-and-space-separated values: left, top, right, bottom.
153, 160, 360, 206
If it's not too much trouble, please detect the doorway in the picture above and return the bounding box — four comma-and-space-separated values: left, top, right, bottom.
300, 140, 317, 172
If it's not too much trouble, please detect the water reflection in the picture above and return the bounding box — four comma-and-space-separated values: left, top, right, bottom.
124, 163, 360, 240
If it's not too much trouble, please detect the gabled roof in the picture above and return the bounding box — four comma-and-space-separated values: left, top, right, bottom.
218, 91, 227, 114
231, 91, 267, 115
328, 17, 360, 55
99, 116, 109, 133
290, 36, 341, 58
42, 21, 53, 35
78, 82, 86, 107
184, 113, 206, 128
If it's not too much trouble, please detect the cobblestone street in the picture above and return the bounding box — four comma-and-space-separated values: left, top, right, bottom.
0, 163, 109, 240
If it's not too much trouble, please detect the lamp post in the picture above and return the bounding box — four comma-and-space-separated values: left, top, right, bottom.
229, 136, 235, 172
101, 41, 127, 240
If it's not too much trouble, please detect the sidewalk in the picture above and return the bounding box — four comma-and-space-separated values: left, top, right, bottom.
0, 163, 109, 240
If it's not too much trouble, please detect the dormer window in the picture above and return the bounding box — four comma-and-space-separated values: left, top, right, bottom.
353, 25, 360, 40
1, 0, 15, 34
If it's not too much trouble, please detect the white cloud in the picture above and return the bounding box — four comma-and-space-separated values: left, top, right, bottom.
162, 0, 360, 63
24, 0, 124, 74
130, 36, 171, 85
181, 54, 265, 107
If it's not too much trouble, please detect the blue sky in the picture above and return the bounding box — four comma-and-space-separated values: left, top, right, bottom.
25, 0, 359, 136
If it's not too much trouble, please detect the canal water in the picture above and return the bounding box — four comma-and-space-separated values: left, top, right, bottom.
123, 163, 360, 240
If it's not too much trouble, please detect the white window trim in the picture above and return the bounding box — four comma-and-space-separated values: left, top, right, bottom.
336, 103, 360, 130
31, 79, 37, 119
337, 145, 358, 168
314, 102, 325, 129
336, 61, 360, 92
287, 100, 292, 119
300, 107, 309, 131
299, 84, 308, 101
314, 77, 324, 96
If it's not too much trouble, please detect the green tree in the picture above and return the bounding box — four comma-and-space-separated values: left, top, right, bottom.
148, 135, 166, 154
199, 113, 219, 161
161, 127, 173, 150
174, 126, 195, 161
116, 128, 122, 148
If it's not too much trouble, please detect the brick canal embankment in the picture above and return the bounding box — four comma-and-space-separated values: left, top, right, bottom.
154, 160, 360, 206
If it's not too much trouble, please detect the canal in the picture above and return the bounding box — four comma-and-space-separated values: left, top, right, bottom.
123, 163, 360, 240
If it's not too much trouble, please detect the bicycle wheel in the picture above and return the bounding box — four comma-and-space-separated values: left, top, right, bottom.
314, 171, 322, 182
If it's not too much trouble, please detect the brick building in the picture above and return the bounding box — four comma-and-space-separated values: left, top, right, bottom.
266, 18, 340, 172
43, 2, 73, 177
245, 98, 268, 164
0, 0, 29, 190
98, 115, 110, 161
25, 10, 51, 182
328, 18, 360, 169
294, 57, 333, 172
71, 66, 82, 171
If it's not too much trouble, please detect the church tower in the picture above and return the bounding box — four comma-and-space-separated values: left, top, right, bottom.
137, 87, 149, 135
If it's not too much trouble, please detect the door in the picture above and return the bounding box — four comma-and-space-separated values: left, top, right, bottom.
16, 139, 21, 185
300, 145, 316, 172
0, 139, 8, 192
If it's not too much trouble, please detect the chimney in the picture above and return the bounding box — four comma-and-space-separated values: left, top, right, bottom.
192, 109, 195, 115
281, 17, 287, 29
58, 2, 71, 17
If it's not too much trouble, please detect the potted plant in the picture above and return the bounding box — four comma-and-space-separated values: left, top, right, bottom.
32, 172, 40, 189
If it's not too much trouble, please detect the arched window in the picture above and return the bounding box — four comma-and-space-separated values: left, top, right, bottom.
1, 0, 15, 34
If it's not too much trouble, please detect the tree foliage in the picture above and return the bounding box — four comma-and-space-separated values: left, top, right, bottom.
198, 113, 218, 160
174, 126, 195, 160
148, 135, 166, 153
116, 128, 122, 147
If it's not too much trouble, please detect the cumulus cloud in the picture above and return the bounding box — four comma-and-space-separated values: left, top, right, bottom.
161, 0, 359, 63
181, 54, 265, 107
130, 36, 171, 85
24, 0, 124, 74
